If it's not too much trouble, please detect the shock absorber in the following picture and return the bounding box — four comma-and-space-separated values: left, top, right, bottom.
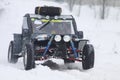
70, 40, 78, 58
42, 35, 54, 57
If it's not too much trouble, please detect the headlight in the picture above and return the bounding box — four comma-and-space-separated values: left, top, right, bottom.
63, 35, 71, 42
54, 35, 61, 42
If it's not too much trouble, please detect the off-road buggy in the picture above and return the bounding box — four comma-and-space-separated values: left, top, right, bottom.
8, 6, 95, 70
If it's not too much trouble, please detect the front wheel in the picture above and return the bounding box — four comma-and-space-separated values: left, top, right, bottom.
23, 44, 35, 70
8, 41, 18, 63
82, 44, 95, 70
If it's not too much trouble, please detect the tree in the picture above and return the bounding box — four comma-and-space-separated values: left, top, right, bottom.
101, 0, 106, 19
77, 0, 82, 16
67, 0, 75, 11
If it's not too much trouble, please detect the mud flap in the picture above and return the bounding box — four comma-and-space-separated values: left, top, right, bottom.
78, 40, 88, 51
13, 34, 22, 54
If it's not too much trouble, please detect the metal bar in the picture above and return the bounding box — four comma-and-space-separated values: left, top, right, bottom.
70, 40, 78, 58
42, 35, 54, 57
67, 58, 82, 62
67, 48, 81, 52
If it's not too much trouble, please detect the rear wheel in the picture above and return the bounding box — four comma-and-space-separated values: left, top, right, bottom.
23, 44, 35, 70
8, 41, 18, 63
82, 44, 94, 70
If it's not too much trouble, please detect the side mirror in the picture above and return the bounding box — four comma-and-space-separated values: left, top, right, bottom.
77, 31, 84, 38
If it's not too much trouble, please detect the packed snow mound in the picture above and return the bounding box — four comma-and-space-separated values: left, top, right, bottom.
0, 0, 120, 80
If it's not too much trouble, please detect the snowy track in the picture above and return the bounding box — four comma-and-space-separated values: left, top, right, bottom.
0, 55, 120, 80
0, 0, 120, 80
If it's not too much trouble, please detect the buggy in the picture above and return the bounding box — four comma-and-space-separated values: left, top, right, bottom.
8, 6, 95, 70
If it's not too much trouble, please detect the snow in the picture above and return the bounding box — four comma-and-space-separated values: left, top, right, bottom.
0, 0, 120, 80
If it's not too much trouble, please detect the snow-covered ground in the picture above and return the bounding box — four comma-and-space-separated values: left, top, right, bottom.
0, 0, 120, 80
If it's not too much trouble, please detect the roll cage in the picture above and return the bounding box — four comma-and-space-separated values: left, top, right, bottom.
22, 14, 78, 37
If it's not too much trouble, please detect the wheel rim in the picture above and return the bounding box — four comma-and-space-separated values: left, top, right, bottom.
24, 47, 27, 67
82, 54, 86, 60
8, 45, 12, 62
